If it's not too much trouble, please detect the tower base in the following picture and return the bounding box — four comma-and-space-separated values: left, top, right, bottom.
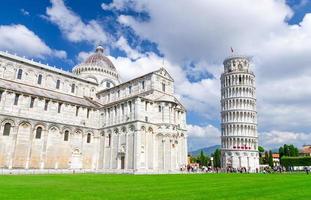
221, 150, 259, 173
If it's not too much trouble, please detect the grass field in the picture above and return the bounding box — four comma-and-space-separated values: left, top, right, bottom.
0, 173, 310, 200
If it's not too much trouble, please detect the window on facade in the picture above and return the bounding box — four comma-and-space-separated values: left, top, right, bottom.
145, 101, 148, 111
56, 80, 60, 89
107, 93, 110, 102
3, 123, 11, 136
117, 90, 120, 98
129, 101, 132, 113
14, 94, 20, 105
37, 74, 42, 85
107, 108, 111, 120
145, 116, 148, 122
108, 134, 111, 147
121, 104, 124, 115
129, 85, 132, 94
114, 106, 117, 117
35, 127, 42, 139
0, 90, 3, 102
64, 130, 69, 141
17, 69, 23, 80
162, 83, 166, 92
76, 106, 79, 116
87, 133, 91, 143
106, 82, 111, 88
159, 105, 162, 112
58, 103, 62, 113
87, 108, 90, 118
30, 97, 35, 108
44, 100, 49, 111
142, 81, 145, 90
71, 84, 75, 93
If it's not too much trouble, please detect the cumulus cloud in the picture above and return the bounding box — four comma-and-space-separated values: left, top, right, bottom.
77, 51, 93, 63
259, 130, 311, 149
101, 0, 145, 12
46, 0, 107, 44
103, 0, 311, 148
115, 36, 141, 60
115, 0, 292, 63
0, 24, 66, 58
187, 124, 220, 151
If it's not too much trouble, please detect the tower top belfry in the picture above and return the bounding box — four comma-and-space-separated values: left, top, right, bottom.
223, 55, 251, 73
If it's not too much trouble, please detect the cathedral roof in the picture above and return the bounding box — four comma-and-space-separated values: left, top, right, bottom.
0, 79, 100, 108
74, 45, 116, 71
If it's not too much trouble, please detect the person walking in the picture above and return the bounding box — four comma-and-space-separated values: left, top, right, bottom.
305, 166, 310, 175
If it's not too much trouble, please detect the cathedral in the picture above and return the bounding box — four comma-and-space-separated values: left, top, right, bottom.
0, 46, 188, 173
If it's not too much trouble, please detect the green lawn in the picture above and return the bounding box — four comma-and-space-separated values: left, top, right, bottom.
0, 173, 310, 200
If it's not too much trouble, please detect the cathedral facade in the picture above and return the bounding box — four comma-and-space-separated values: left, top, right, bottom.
0, 46, 188, 173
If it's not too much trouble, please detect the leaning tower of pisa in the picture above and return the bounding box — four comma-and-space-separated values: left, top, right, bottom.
220, 56, 259, 172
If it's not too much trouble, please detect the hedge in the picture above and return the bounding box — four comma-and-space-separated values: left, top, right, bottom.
281, 156, 311, 167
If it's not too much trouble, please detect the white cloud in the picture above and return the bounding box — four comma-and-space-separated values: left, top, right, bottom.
116, 0, 292, 63
77, 51, 93, 63
292, 0, 309, 10
101, 0, 145, 12
20, 9, 30, 16
187, 124, 220, 151
259, 130, 311, 149
0, 24, 66, 59
46, 0, 107, 44
115, 36, 141, 60
103, 0, 311, 148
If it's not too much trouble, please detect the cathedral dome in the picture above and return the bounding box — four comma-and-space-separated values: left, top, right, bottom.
72, 45, 121, 90
83, 46, 116, 71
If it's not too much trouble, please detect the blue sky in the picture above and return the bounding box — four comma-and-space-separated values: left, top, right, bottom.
1, 0, 311, 151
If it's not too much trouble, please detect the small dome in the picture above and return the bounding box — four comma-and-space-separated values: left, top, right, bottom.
82, 45, 116, 71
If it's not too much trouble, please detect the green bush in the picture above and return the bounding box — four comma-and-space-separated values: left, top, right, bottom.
281, 156, 311, 167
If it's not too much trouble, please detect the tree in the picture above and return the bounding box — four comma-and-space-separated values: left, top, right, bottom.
196, 150, 209, 167
258, 146, 265, 164
189, 155, 197, 163
264, 151, 269, 164
279, 146, 284, 158
268, 150, 274, 167
212, 149, 221, 168
289, 145, 296, 156
258, 146, 264, 154
280, 144, 299, 157
198, 150, 206, 166
284, 144, 290, 157
279, 144, 300, 166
